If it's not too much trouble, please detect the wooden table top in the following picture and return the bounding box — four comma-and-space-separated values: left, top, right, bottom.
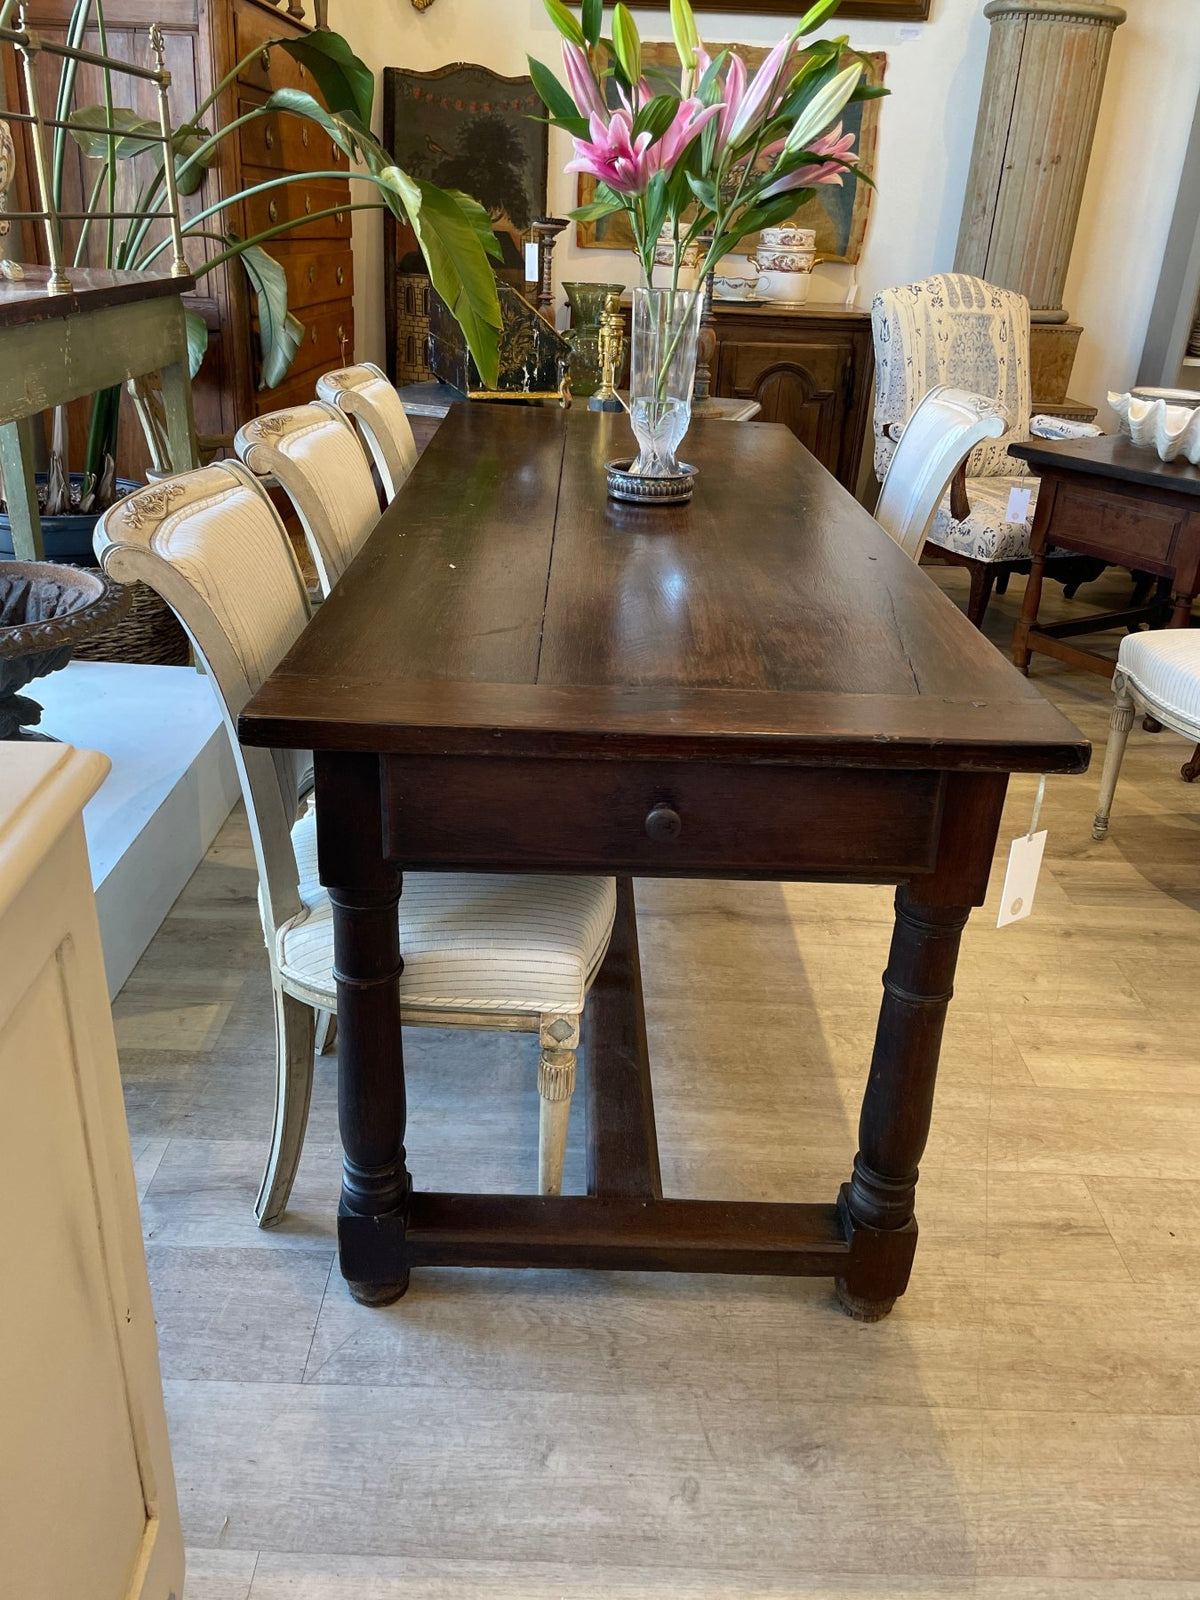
240, 406, 1088, 774
1010, 431, 1200, 497
0, 266, 196, 330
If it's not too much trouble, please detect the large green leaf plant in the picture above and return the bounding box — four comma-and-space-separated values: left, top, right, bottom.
0, 0, 501, 510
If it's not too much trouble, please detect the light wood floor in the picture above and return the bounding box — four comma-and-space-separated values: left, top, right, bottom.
118, 565, 1200, 1600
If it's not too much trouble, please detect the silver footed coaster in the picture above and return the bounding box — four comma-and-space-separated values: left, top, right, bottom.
605, 458, 699, 505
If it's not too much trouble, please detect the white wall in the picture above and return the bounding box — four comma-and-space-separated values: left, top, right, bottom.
336, 0, 1200, 419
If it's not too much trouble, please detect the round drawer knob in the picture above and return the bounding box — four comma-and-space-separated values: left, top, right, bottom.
645, 805, 682, 844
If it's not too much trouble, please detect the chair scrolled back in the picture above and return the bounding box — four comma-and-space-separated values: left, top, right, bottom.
93, 462, 310, 927
874, 385, 1010, 563
872, 273, 1033, 484
234, 401, 383, 596
316, 362, 418, 503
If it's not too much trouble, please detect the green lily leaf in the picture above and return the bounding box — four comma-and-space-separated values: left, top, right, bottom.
571, 193, 627, 223
633, 94, 683, 143
275, 31, 373, 125
185, 308, 210, 379
235, 241, 304, 389
527, 55, 583, 126
378, 168, 501, 389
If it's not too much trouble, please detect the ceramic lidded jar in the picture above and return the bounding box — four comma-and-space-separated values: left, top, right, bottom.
751, 226, 816, 306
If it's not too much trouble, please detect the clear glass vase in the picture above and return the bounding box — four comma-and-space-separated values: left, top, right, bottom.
628, 287, 703, 479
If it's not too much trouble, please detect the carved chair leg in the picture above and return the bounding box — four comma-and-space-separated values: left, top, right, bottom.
255, 984, 316, 1227
315, 1008, 338, 1055
1093, 674, 1137, 841
1182, 744, 1200, 784
965, 561, 997, 631
538, 1014, 580, 1197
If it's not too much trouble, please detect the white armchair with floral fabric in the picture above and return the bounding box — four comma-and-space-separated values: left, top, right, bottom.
872, 273, 1101, 627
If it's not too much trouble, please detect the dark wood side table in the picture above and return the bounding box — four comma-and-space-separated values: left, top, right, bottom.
239, 406, 1087, 1323
1010, 433, 1200, 677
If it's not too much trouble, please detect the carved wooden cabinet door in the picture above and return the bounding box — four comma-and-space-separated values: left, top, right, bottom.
710, 307, 875, 491
0, 744, 183, 1600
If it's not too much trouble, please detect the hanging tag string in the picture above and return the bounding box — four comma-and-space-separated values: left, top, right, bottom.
1028, 775, 1046, 840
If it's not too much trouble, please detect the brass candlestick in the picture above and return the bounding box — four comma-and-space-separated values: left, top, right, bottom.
588, 291, 626, 413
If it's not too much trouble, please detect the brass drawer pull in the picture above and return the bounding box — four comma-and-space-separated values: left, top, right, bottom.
268, 199, 279, 223
335, 210, 344, 225
645, 805, 682, 843
308, 265, 316, 285
301, 126, 309, 148
304, 194, 312, 215
335, 265, 344, 286
264, 126, 274, 150
259, 47, 270, 71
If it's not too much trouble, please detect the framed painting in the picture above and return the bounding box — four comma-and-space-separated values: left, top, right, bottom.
634, 1, 931, 16
382, 63, 549, 282
576, 45, 886, 265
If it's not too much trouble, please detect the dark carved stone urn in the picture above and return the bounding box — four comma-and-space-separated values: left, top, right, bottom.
0, 561, 130, 739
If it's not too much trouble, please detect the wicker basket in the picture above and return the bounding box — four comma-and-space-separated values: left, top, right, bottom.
72, 578, 190, 666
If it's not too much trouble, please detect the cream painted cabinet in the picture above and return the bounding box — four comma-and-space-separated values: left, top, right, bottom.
0, 743, 183, 1600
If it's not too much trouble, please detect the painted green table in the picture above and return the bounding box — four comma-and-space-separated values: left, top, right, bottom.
0, 265, 198, 561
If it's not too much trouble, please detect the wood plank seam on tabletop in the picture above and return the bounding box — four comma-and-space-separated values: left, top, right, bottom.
238, 406, 1089, 777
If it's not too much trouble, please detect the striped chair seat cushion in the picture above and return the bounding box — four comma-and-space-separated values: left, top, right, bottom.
1117, 628, 1200, 735
281, 810, 616, 1015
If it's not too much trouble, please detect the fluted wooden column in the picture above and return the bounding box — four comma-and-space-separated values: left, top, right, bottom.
956, 1, 1126, 325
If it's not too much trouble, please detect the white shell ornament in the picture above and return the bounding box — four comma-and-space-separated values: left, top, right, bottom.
1108, 390, 1200, 465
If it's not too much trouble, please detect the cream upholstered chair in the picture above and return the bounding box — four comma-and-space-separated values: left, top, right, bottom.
316, 362, 418, 502
874, 386, 1010, 562
1092, 629, 1200, 840
872, 273, 1101, 627
234, 401, 379, 597
93, 464, 616, 1223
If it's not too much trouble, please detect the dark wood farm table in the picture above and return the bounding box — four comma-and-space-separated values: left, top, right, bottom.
239, 405, 1089, 1321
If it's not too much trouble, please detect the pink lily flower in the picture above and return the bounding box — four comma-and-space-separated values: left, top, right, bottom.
654, 96, 723, 176
758, 123, 859, 198
725, 37, 790, 149
565, 110, 656, 194
561, 41, 607, 124
715, 53, 746, 153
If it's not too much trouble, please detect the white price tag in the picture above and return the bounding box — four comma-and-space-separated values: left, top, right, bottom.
997, 775, 1048, 928
524, 242, 539, 283
997, 829, 1048, 927
1005, 485, 1033, 523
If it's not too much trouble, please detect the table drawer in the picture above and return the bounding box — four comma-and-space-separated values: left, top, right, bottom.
1048, 480, 1182, 571
382, 758, 942, 877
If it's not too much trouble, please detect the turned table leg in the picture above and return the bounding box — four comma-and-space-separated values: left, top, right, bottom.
836, 887, 971, 1321
318, 754, 411, 1306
